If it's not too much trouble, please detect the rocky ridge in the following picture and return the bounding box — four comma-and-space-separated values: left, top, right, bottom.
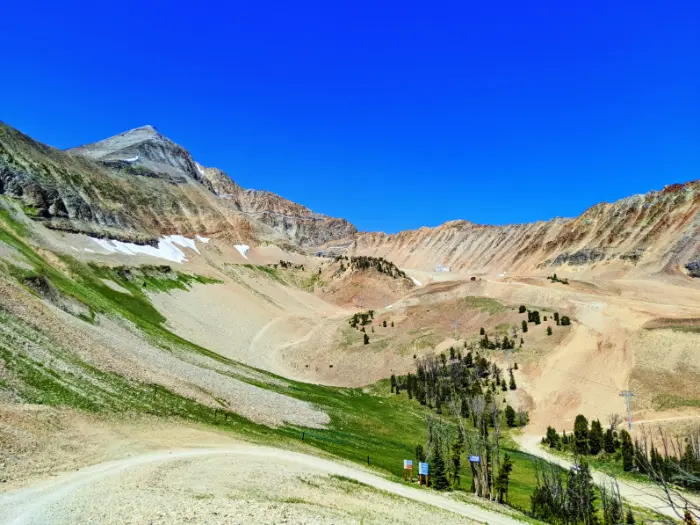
346, 182, 699, 277
0, 122, 355, 248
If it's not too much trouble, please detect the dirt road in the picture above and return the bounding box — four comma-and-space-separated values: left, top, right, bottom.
0, 444, 526, 525
515, 434, 699, 520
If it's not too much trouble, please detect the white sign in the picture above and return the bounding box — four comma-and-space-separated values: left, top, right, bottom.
404, 459, 413, 469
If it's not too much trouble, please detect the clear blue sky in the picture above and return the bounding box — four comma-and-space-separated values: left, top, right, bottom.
2, 1, 698, 232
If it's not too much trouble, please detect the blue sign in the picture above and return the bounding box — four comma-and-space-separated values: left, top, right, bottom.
418, 462, 429, 475
468, 455, 481, 463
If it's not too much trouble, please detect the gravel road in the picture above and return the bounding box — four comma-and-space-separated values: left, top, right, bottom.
0, 444, 527, 525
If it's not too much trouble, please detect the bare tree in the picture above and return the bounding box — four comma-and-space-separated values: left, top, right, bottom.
636, 425, 700, 522
608, 413, 623, 432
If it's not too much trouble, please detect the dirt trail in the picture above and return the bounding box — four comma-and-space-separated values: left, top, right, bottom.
0, 445, 525, 525
515, 434, 700, 520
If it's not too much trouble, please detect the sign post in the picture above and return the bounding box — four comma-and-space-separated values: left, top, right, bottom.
403, 459, 413, 481
418, 461, 429, 486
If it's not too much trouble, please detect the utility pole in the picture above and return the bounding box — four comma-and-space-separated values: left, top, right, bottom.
619, 390, 635, 431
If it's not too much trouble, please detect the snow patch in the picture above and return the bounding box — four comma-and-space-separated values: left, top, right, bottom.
168, 234, 200, 255
411, 277, 422, 286
122, 156, 139, 163
234, 244, 250, 259
196, 234, 210, 244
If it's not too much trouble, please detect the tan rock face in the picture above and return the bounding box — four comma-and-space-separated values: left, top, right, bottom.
347, 182, 699, 278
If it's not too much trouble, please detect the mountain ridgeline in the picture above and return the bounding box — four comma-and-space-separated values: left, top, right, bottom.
0, 123, 356, 247
0, 121, 697, 277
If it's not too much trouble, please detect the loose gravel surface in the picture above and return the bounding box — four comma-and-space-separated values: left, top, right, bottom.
0, 444, 527, 525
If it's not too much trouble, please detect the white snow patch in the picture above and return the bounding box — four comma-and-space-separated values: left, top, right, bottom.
70, 246, 79, 252
86, 234, 209, 263
168, 234, 200, 255
90, 237, 186, 263
196, 234, 210, 244
411, 277, 422, 286
234, 244, 250, 259
122, 156, 139, 163
84, 248, 96, 253
196, 163, 205, 176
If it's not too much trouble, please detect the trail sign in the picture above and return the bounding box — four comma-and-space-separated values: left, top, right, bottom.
469, 455, 481, 463
418, 462, 429, 475
403, 459, 413, 469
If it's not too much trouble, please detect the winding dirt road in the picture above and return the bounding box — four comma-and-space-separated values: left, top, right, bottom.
0, 444, 526, 525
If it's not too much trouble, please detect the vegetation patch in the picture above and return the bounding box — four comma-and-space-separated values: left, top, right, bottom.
457, 296, 506, 314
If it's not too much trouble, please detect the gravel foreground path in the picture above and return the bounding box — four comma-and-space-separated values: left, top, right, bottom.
0, 444, 526, 525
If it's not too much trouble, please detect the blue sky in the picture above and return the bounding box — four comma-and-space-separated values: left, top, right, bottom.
2, 1, 698, 232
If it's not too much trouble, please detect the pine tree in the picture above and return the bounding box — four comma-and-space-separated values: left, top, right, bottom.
432, 445, 450, 490
546, 426, 559, 448
547, 326, 553, 336
416, 444, 426, 462
626, 509, 635, 525
505, 405, 517, 427
589, 419, 603, 455
620, 430, 634, 471
567, 461, 597, 525
509, 370, 517, 390
451, 438, 462, 486
604, 428, 615, 454
390, 374, 396, 393
391, 321, 395, 327
574, 414, 590, 455
480, 327, 485, 335
522, 320, 528, 333
363, 333, 370, 345
383, 319, 387, 327
519, 305, 526, 313
495, 453, 514, 503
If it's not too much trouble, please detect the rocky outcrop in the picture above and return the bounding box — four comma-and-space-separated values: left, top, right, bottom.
687, 257, 700, 278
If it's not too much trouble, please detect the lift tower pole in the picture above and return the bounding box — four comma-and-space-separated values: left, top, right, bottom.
619, 390, 635, 431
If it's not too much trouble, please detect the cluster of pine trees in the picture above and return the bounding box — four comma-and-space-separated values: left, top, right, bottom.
391, 349, 520, 415
275, 260, 305, 270
547, 273, 570, 285
347, 256, 408, 279
479, 330, 517, 350
543, 416, 700, 491
531, 459, 635, 525
349, 310, 374, 328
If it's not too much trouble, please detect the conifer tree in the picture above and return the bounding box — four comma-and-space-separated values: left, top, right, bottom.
620, 430, 634, 471
574, 414, 590, 455
505, 405, 517, 427
509, 370, 517, 390
363, 333, 370, 345
589, 419, 603, 455
547, 326, 553, 336
432, 445, 450, 490
522, 320, 528, 333
604, 428, 616, 454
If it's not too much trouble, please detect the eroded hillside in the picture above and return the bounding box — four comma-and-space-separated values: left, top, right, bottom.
346, 182, 699, 279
